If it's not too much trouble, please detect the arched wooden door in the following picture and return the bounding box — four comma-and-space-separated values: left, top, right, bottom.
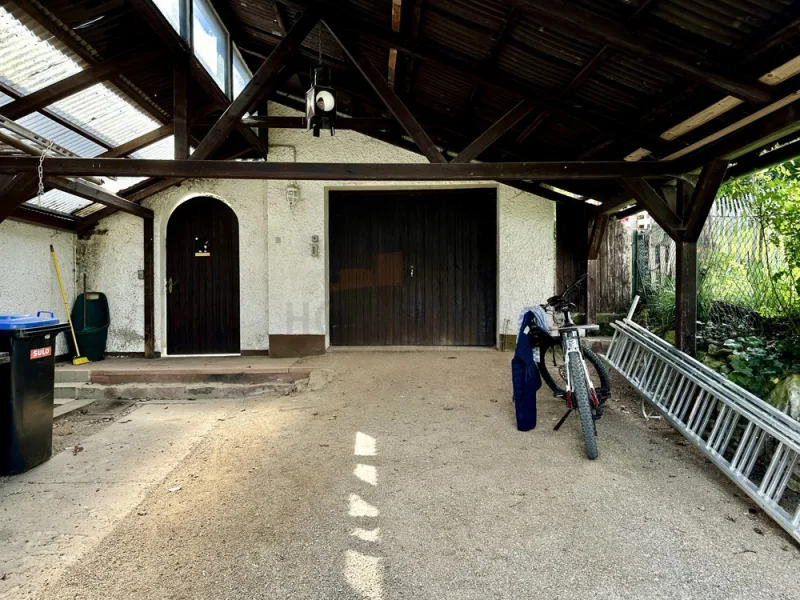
166, 197, 240, 355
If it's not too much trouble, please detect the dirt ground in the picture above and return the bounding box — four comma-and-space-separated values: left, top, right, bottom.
52, 399, 137, 454
26, 351, 800, 599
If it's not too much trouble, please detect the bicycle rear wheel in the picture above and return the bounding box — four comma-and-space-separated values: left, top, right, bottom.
568, 355, 599, 460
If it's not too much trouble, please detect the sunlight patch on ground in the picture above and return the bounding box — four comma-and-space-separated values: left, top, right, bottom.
344, 549, 383, 600
349, 493, 380, 517
354, 432, 377, 456
354, 463, 378, 486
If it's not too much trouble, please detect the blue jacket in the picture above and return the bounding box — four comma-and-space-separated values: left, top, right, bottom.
511, 310, 542, 431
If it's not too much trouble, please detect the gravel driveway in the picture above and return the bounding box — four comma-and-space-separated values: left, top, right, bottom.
37, 351, 800, 600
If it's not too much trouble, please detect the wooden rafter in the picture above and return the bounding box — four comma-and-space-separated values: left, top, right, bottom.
45, 177, 153, 219
452, 98, 536, 163
0, 51, 161, 120
511, 0, 774, 105
325, 17, 447, 164
587, 214, 609, 260
1, 156, 686, 180
516, 0, 658, 145
10, 204, 78, 231
683, 160, 729, 242
620, 177, 682, 239
193, 9, 320, 160
0, 82, 112, 151
173, 56, 190, 160
127, 0, 265, 155
13, 0, 169, 124
99, 106, 216, 159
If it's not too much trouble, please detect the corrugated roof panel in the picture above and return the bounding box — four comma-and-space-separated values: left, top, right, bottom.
132, 135, 175, 160
47, 81, 161, 147
23, 188, 92, 214
0, 90, 11, 107
16, 112, 105, 156
0, 4, 84, 94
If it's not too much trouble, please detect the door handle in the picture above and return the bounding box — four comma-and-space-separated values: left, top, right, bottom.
409, 265, 415, 279
168, 277, 178, 294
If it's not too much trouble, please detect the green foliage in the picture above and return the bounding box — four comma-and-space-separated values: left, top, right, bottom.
718, 161, 800, 317
699, 335, 800, 398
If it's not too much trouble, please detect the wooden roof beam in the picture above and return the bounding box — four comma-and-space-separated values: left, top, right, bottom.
280, 1, 677, 155
620, 177, 683, 240
13, 0, 169, 124
516, 0, 658, 145
46, 177, 154, 219
325, 17, 447, 164
452, 98, 537, 163
0, 51, 162, 120
127, 0, 267, 156
193, 9, 320, 160
9, 204, 79, 232
0, 156, 687, 180
509, 0, 774, 105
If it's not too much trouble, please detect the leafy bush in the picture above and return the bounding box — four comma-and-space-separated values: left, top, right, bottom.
699, 335, 800, 398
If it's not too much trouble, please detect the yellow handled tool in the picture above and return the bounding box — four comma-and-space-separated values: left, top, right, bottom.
50, 245, 89, 366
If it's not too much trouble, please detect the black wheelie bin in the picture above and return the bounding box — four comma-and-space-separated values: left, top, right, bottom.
0, 312, 69, 474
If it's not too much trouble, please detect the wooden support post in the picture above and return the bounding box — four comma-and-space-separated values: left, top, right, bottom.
675, 240, 697, 357
586, 257, 599, 328
143, 216, 155, 359
173, 57, 190, 160
585, 214, 607, 328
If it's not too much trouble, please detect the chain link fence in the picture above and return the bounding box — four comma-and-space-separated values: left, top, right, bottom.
633, 198, 800, 340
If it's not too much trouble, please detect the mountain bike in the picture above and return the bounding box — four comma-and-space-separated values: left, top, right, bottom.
526, 275, 611, 459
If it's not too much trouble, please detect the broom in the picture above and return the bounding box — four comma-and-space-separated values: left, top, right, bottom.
50, 245, 90, 365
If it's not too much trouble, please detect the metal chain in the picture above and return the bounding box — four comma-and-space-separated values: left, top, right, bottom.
37, 140, 54, 207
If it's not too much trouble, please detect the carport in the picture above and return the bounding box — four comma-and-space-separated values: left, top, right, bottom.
1, 0, 800, 359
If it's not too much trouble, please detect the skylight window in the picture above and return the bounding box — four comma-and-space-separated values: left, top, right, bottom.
193, 0, 229, 95
0, 5, 83, 94
232, 45, 251, 99
152, 0, 185, 38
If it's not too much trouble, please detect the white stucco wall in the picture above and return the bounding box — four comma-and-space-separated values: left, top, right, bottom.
266, 102, 556, 344
80, 179, 269, 354
0, 220, 76, 355
70, 102, 556, 353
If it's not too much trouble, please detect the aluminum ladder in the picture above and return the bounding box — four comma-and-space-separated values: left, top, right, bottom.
602, 316, 800, 544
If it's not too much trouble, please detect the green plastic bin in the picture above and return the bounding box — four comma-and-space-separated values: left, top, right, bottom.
67, 292, 110, 362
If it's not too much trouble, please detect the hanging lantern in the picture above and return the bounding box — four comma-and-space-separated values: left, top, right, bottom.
306, 66, 337, 137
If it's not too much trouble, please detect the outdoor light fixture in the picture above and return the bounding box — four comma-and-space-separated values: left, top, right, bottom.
306, 66, 337, 137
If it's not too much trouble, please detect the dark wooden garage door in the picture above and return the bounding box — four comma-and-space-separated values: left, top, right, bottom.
166, 197, 240, 355
329, 188, 497, 346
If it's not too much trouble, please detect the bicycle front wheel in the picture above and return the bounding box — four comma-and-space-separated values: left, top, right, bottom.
568, 355, 599, 460
539, 343, 611, 401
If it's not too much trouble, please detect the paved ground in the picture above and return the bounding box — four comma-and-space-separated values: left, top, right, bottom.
4, 351, 799, 599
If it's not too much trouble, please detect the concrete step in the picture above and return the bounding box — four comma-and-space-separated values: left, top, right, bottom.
54, 380, 296, 401
53, 399, 95, 419
54, 368, 91, 384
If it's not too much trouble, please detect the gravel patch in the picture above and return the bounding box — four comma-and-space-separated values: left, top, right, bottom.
38, 351, 800, 600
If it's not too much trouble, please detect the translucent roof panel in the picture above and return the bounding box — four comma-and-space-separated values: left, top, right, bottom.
0, 5, 84, 95
132, 135, 176, 160
16, 112, 106, 157
24, 189, 93, 215
47, 82, 161, 148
